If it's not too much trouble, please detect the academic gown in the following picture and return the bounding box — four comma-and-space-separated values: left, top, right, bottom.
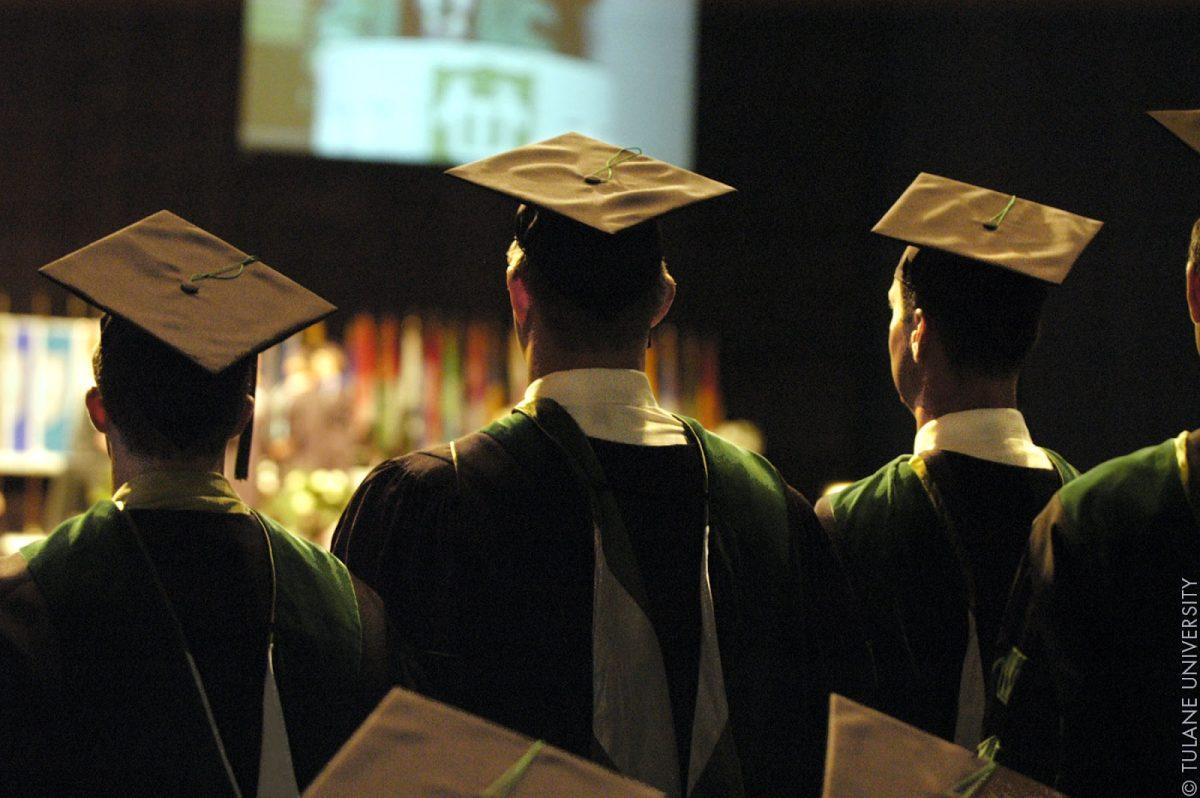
0, 505, 393, 797
332, 409, 872, 798
990, 430, 1200, 797
817, 445, 1074, 746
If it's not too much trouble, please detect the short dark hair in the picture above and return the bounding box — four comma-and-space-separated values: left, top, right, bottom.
93, 316, 253, 460
510, 205, 666, 351
1190, 217, 1200, 266
898, 247, 1049, 377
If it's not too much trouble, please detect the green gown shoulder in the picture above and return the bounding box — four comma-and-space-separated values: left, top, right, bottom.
820, 455, 937, 550
1046, 434, 1189, 545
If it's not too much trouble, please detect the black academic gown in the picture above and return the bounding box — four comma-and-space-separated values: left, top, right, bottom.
332, 424, 871, 798
0, 509, 393, 797
818, 449, 1071, 743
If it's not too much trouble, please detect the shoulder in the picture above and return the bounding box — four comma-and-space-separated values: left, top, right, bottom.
820, 456, 930, 537
332, 447, 459, 550
261, 512, 348, 572
690, 423, 787, 504
0, 552, 47, 652
693, 423, 792, 526
1041, 436, 1184, 545
354, 445, 460, 497
21, 502, 121, 564
1057, 437, 1179, 528
0, 551, 62, 689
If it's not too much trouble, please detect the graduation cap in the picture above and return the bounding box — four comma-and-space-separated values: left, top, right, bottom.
38, 210, 335, 478
446, 132, 735, 315
445, 131, 735, 234
1148, 109, 1200, 156
873, 173, 1103, 285
822, 695, 1063, 798
304, 688, 665, 798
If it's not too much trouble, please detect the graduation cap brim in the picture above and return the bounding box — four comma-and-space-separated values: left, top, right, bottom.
872, 173, 1103, 285
1148, 109, 1200, 156
304, 689, 665, 797
39, 210, 336, 374
822, 695, 1064, 798
445, 131, 735, 235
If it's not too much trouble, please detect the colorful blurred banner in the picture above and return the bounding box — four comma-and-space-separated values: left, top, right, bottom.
0, 314, 99, 476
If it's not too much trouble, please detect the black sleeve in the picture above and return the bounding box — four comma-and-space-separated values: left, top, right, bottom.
331, 451, 491, 714
331, 459, 411, 590
993, 493, 1131, 797
0, 557, 66, 794
348, 572, 415, 707
786, 486, 877, 796
796, 488, 877, 705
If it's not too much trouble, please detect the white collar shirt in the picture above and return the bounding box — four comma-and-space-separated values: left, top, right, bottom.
913, 408, 1053, 470
522, 368, 686, 447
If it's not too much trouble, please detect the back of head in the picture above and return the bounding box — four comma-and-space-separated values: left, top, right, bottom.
899, 247, 1050, 377
94, 315, 253, 461
510, 204, 666, 350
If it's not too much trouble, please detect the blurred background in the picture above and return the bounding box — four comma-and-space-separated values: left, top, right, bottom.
2, 0, 1199, 544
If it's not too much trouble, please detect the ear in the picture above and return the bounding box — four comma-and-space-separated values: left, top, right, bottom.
84, 386, 110, 434
232, 392, 255, 441
1188, 258, 1200, 325
650, 267, 677, 329
507, 266, 532, 329
909, 307, 926, 363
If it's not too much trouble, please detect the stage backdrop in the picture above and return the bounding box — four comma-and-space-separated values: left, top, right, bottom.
1, 0, 1198, 498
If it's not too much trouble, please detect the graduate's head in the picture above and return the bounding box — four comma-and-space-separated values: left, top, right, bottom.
874, 173, 1102, 412
505, 204, 675, 353
445, 132, 733, 360
85, 314, 256, 464
888, 246, 1049, 405
1186, 216, 1200, 355
39, 210, 335, 478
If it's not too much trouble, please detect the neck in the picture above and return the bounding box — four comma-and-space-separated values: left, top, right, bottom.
909, 373, 1019, 431
524, 332, 647, 383
109, 440, 225, 490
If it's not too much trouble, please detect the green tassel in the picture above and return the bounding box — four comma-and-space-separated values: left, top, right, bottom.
994, 647, 1027, 706
983, 195, 1017, 230
481, 739, 546, 798
584, 147, 643, 184
181, 256, 258, 294
976, 735, 1001, 762
952, 759, 999, 798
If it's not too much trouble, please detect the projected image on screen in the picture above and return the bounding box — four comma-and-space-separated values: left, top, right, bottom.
240, 0, 697, 166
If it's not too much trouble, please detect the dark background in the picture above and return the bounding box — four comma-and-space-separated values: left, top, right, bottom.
2, 0, 1198, 499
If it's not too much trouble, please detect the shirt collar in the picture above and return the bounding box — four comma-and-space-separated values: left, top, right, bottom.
112, 470, 251, 515
524, 368, 662, 409
913, 408, 1052, 470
